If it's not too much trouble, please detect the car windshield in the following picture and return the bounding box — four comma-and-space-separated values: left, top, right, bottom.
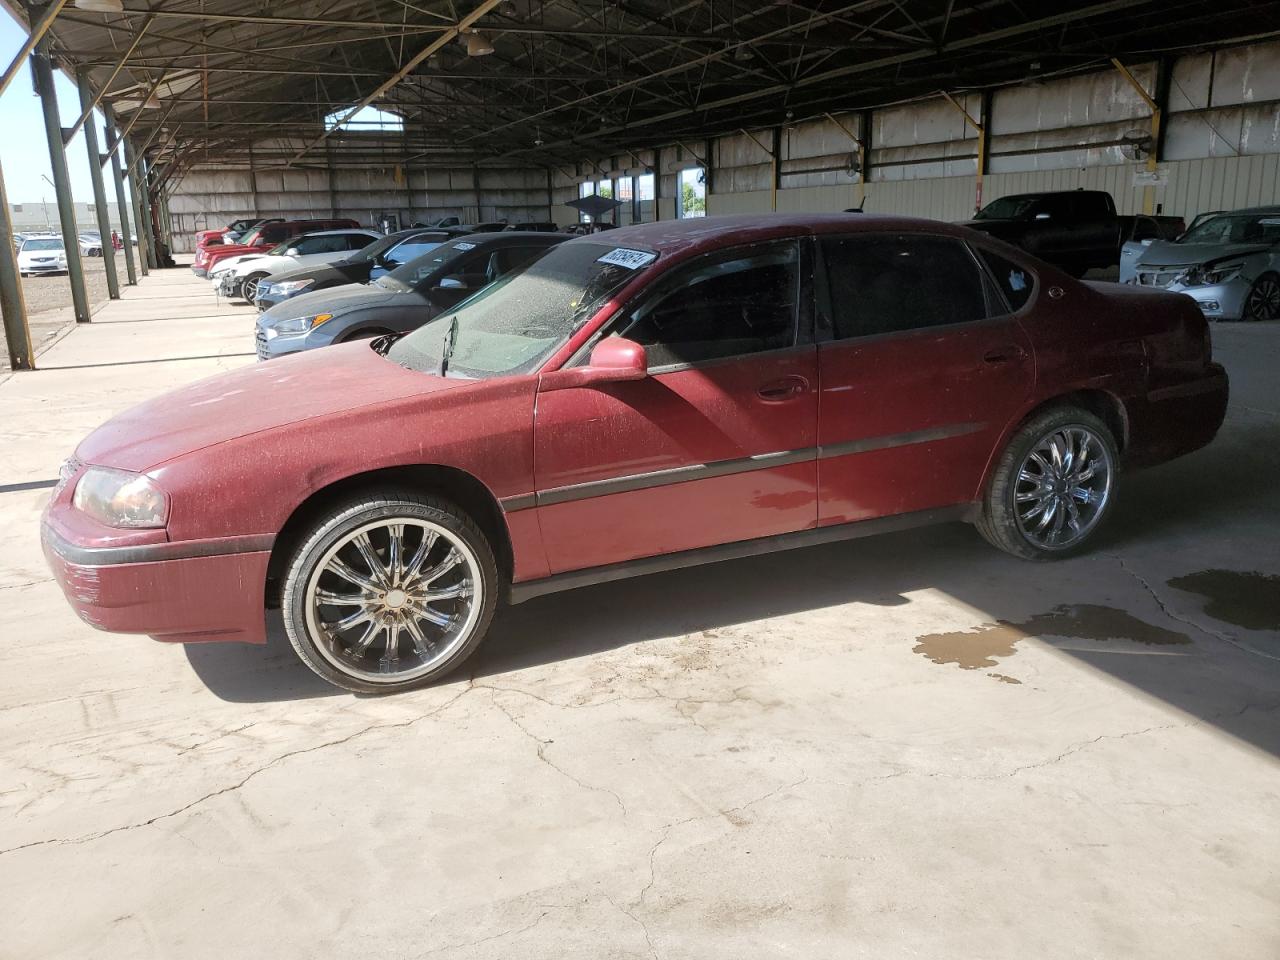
1177, 213, 1280, 245
374, 237, 480, 291
23, 238, 63, 251
386, 240, 652, 379
974, 196, 1039, 220
351, 234, 404, 263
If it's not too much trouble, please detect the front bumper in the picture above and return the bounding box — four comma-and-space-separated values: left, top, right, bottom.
42, 519, 272, 645
191, 265, 207, 278
1131, 275, 1250, 320
24, 262, 66, 274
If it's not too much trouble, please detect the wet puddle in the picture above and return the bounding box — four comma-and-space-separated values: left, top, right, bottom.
913, 604, 1191, 684
1166, 569, 1280, 632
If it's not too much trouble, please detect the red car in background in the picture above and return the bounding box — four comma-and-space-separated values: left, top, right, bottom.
193, 218, 360, 276
44, 214, 1227, 694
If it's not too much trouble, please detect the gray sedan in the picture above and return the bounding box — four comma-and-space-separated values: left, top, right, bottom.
254, 232, 566, 360
1129, 206, 1280, 321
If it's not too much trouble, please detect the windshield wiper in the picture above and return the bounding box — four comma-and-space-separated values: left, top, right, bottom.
439, 314, 459, 378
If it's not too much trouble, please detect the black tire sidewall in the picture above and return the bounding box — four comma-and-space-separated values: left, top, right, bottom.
281, 492, 499, 694
1245, 273, 1280, 322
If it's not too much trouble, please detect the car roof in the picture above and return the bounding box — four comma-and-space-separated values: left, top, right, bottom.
450, 230, 566, 245
1219, 205, 1280, 215
563, 212, 976, 259
294, 228, 379, 237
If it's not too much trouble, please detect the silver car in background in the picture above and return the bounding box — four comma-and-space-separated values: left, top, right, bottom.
1129, 206, 1280, 321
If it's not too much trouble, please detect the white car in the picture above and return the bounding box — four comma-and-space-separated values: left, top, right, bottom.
211, 229, 381, 301
17, 236, 68, 276
77, 233, 102, 257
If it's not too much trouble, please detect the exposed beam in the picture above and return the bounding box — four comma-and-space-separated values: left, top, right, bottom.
65, 16, 153, 144
288, 0, 506, 166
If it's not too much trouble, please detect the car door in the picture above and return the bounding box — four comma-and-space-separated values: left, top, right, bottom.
814, 232, 1035, 524
533, 238, 819, 574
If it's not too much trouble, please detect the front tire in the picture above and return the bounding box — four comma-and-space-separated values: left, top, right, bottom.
241, 272, 268, 303
977, 406, 1118, 560
281, 490, 499, 694
1243, 273, 1280, 322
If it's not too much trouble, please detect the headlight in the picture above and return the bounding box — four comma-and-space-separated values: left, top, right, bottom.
1179, 261, 1244, 286
269, 313, 333, 336
275, 279, 314, 294
72, 467, 168, 528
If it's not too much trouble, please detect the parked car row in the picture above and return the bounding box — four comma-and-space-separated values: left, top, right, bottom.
47, 211, 1230, 693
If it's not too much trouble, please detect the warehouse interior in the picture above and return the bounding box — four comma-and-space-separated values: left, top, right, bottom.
1, 2, 1278, 957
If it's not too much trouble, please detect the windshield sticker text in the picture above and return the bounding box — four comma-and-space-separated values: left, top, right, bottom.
597, 247, 657, 269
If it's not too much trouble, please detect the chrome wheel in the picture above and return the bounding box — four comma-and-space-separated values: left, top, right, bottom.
303, 518, 482, 684
1014, 425, 1113, 551
1245, 275, 1280, 321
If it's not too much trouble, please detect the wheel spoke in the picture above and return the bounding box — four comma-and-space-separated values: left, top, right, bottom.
419, 549, 462, 586
326, 557, 379, 591
1035, 496, 1059, 532
315, 588, 365, 606
411, 603, 454, 629
350, 619, 382, 655
419, 581, 471, 603
402, 530, 437, 583
329, 607, 374, 632
386, 523, 405, 587
381, 623, 401, 671
352, 532, 387, 585
403, 617, 435, 658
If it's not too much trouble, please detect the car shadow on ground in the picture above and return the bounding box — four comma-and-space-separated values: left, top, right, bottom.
184, 407, 1280, 758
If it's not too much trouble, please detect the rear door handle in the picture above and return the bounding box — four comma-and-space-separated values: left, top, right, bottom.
983, 345, 1026, 364
756, 375, 809, 401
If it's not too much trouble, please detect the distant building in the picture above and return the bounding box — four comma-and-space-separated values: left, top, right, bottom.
10, 201, 124, 235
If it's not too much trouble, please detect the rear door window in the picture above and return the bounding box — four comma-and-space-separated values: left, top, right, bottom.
820, 235, 988, 339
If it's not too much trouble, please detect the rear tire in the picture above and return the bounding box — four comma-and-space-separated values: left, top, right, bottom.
281, 489, 498, 694
976, 406, 1118, 560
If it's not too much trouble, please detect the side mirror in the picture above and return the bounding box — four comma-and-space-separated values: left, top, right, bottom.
285, 247, 300, 256
539, 337, 648, 392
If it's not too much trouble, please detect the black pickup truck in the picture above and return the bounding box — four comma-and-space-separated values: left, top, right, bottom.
960, 189, 1120, 276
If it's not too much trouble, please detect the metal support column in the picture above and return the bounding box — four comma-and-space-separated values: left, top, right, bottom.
122, 135, 150, 277
76, 69, 119, 300
1112, 58, 1162, 215
471, 164, 482, 221
0, 158, 34, 370
943, 92, 986, 215
103, 106, 138, 285
32, 46, 90, 323
860, 110, 873, 208
545, 166, 554, 222
138, 154, 159, 269
325, 141, 339, 217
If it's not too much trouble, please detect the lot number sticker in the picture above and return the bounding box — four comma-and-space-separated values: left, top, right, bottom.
453, 241, 476, 251
597, 247, 657, 269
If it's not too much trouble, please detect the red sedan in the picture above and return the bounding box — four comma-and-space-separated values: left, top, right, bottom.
43, 214, 1228, 693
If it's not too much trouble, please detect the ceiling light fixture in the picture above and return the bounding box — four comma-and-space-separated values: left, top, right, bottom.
465, 31, 494, 56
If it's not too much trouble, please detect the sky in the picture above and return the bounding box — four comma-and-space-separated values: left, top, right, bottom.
0, 8, 110, 204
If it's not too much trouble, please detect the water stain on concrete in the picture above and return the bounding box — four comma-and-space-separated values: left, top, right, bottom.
913, 604, 1192, 677
1166, 569, 1280, 632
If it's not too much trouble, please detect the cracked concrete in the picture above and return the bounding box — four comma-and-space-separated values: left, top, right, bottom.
0, 270, 1277, 959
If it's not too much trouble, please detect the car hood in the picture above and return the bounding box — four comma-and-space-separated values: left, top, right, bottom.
260, 281, 409, 321
1136, 240, 1270, 267
267, 257, 368, 285
233, 254, 292, 276
211, 252, 264, 274
75, 341, 460, 472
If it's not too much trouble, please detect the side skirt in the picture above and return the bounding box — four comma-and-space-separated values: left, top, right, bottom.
506, 504, 976, 604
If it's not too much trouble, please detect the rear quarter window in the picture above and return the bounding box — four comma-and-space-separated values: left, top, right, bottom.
977, 248, 1035, 313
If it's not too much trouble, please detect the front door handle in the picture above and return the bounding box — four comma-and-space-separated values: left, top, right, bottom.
756, 375, 809, 401
983, 345, 1026, 364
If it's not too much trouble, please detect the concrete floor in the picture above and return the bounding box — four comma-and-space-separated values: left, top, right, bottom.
0, 269, 1277, 959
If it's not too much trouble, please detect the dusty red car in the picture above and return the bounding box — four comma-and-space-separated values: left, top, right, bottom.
43, 214, 1228, 693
